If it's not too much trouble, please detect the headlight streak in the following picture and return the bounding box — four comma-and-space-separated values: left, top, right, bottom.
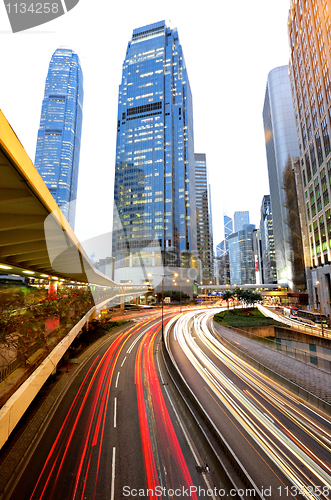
173, 310, 331, 500
202, 318, 331, 453
135, 319, 199, 500
201, 314, 331, 451
29, 322, 141, 500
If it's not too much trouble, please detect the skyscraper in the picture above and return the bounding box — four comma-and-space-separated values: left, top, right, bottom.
215, 215, 232, 285
263, 65, 299, 288
112, 21, 197, 293
194, 153, 214, 284
288, 0, 331, 313
35, 48, 83, 230
234, 211, 250, 232
228, 224, 256, 286
259, 195, 277, 284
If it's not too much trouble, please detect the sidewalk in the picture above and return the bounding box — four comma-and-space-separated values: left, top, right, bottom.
213, 322, 331, 405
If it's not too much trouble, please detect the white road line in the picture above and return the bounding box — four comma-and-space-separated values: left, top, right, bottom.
115, 371, 120, 388
126, 329, 148, 353
121, 356, 127, 367
111, 447, 116, 500
114, 397, 117, 428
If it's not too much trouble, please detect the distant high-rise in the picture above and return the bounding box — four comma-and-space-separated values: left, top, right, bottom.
194, 153, 214, 284
234, 211, 250, 232
228, 224, 256, 285
259, 195, 277, 284
215, 215, 232, 284
263, 65, 298, 288
112, 21, 197, 294
35, 48, 83, 230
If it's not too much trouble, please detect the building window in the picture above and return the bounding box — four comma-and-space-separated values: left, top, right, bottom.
310, 142, 317, 174
315, 129, 324, 166
305, 151, 312, 181
317, 79, 325, 116
322, 117, 331, 157
306, 110, 312, 139
311, 97, 318, 129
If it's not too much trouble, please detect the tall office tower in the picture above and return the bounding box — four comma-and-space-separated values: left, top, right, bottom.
228, 224, 256, 285
215, 214, 233, 284
263, 65, 299, 289
112, 21, 197, 294
234, 211, 250, 232
224, 214, 233, 241
259, 195, 277, 284
216, 215, 233, 257
35, 48, 83, 230
194, 153, 214, 284
288, 0, 331, 314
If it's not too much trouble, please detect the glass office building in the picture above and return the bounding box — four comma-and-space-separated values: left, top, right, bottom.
288, 0, 331, 314
194, 153, 214, 284
234, 211, 250, 232
35, 48, 83, 230
228, 224, 256, 285
259, 195, 277, 283
263, 65, 299, 288
112, 21, 198, 292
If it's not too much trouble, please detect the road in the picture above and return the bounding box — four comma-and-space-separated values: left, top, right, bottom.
6, 311, 216, 500
166, 308, 331, 500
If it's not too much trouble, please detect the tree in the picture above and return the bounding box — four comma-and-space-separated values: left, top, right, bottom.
222, 290, 234, 309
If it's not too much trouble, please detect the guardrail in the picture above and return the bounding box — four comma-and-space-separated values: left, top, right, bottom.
258, 304, 331, 339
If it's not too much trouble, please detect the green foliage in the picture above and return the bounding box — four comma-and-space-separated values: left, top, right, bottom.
213, 307, 282, 327
0, 287, 94, 363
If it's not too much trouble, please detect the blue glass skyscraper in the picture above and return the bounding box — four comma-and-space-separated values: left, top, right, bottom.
35, 48, 83, 230
112, 21, 197, 291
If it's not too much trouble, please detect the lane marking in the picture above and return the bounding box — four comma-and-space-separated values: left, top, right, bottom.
115, 371, 120, 388
127, 328, 148, 353
111, 447, 116, 500
114, 397, 117, 428
121, 356, 127, 367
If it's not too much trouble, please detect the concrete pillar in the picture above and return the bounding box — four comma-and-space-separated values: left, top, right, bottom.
135, 296, 140, 306
120, 296, 125, 310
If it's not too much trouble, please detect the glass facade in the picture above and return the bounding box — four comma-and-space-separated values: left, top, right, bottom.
259, 195, 277, 283
35, 48, 83, 230
194, 153, 214, 284
234, 211, 250, 232
228, 224, 256, 285
112, 21, 197, 283
288, 0, 331, 312
263, 65, 299, 287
